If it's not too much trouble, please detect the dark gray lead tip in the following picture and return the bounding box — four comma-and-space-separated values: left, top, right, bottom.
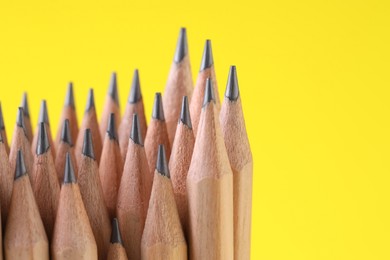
107, 113, 117, 140
225, 66, 240, 101
128, 69, 142, 104
21, 93, 30, 118
82, 129, 95, 159
174, 27, 188, 63
15, 149, 27, 180
0, 131, 3, 143
61, 119, 73, 146
38, 100, 50, 125
203, 78, 216, 107
152, 93, 165, 121
65, 82, 75, 108
156, 144, 170, 178
130, 114, 143, 146
108, 72, 119, 105
63, 152, 76, 184
200, 40, 213, 71
0, 102, 4, 130
16, 107, 27, 132
85, 88, 95, 112
36, 122, 50, 155
111, 218, 123, 244
180, 96, 192, 129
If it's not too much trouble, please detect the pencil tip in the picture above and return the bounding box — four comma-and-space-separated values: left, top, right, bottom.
203, 78, 216, 107
16, 107, 27, 132
86, 88, 95, 112
0, 102, 4, 130
111, 218, 123, 244
36, 122, 50, 155
82, 129, 95, 159
156, 144, 170, 178
61, 119, 73, 146
65, 82, 75, 108
200, 39, 213, 71
128, 69, 142, 103
152, 93, 165, 121
180, 96, 192, 128
108, 72, 119, 105
15, 149, 27, 180
107, 113, 117, 140
63, 152, 76, 184
0, 131, 3, 143
174, 27, 188, 63
38, 100, 50, 125
130, 113, 143, 146
225, 66, 240, 101
21, 92, 30, 118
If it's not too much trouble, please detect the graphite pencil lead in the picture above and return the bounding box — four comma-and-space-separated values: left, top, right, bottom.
203, 78, 216, 107
16, 107, 27, 132
86, 88, 95, 112
21, 92, 30, 118
38, 100, 50, 125
129, 69, 142, 103
180, 96, 192, 128
63, 152, 76, 184
225, 66, 240, 101
130, 113, 143, 146
15, 149, 27, 179
111, 218, 123, 244
108, 72, 119, 105
0, 102, 4, 129
156, 144, 170, 178
82, 129, 95, 159
0, 129, 2, 142
65, 82, 75, 108
200, 39, 214, 71
152, 93, 165, 121
36, 122, 50, 155
174, 27, 188, 63
107, 113, 117, 140
61, 119, 73, 146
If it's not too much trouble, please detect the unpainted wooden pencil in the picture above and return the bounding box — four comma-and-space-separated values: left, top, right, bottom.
78, 129, 111, 260
5, 150, 49, 260
0, 131, 12, 229
117, 114, 151, 259
163, 28, 194, 145
118, 69, 148, 160
187, 78, 234, 260
107, 218, 129, 260
141, 145, 187, 260
51, 153, 97, 260
21, 92, 34, 142
0, 102, 10, 154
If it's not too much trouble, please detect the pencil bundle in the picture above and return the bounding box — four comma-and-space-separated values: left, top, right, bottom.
0, 27, 252, 260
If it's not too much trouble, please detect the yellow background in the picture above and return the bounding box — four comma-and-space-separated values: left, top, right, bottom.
1, 0, 389, 259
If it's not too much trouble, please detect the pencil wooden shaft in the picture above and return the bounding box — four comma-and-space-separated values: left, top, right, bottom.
107, 243, 128, 260
32, 123, 56, 159
55, 107, 79, 148
23, 115, 33, 143
0, 142, 12, 228
55, 142, 78, 183
9, 128, 34, 181
1, 129, 10, 154
100, 97, 120, 143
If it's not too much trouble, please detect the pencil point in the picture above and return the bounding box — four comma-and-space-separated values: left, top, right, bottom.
61, 119, 73, 146
107, 113, 117, 140
129, 69, 142, 103
65, 82, 75, 108
203, 78, 216, 107
86, 88, 95, 112
82, 129, 95, 159
38, 100, 50, 125
174, 27, 188, 63
130, 113, 143, 146
156, 144, 170, 178
0, 102, 4, 130
36, 122, 50, 155
21, 92, 30, 118
15, 149, 27, 180
200, 40, 213, 71
152, 93, 165, 121
180, 96, 192, 128
225, 66, 240, 101
63, 153, 76, 184
111, 218, 123, 244
108, 72, 119, 105
0, 131, 2, 143
16, 107, 27, 132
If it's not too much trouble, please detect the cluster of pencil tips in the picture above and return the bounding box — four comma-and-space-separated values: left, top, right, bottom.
0, 28, 252, 260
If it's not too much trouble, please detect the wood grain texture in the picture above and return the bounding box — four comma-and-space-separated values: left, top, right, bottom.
100, 97, 121, 143
32, 122, 56, 159
55, 107, 79, 149
1, 129, 10, 154
55, 141, 78, 183
107, 243, 128, 260
0, 140, 12, 228
23, 115, 33, 144
9, 126, 34, 182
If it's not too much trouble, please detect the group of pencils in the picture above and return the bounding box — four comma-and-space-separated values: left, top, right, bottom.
0, 28, 253, 260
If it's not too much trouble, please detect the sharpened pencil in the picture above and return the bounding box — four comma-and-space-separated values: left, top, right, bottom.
21, 92, 34, 143
0, 102, 10, 154
107, 218, 129, 260
0, 129, 12, 229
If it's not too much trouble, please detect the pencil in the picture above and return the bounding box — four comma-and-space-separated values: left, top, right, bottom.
55, 119, 78, 183
9, 107, 34, 182
118, 69, 148, 160
100, 72, 121, 143
100, 113, 123, 219
220, 66, 253, 260
107, 218, 129, 260
163, 28, 194, 145
75, 88, 103, 165
51, 153, 97, 260
0, 127, 12, 228
117, 114, 151, 259
169, 96, 194, 237
141, 145, 187, 260
0, 102, 10, 154
144, 93, 171, 174
31, 122, 61, 240
55, 82, 79, 149
21, 92, 34, 143
78, 129, 111, 260
187, 78, 234, 260
4, 150, 49, 259
189, 40, 220, 136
